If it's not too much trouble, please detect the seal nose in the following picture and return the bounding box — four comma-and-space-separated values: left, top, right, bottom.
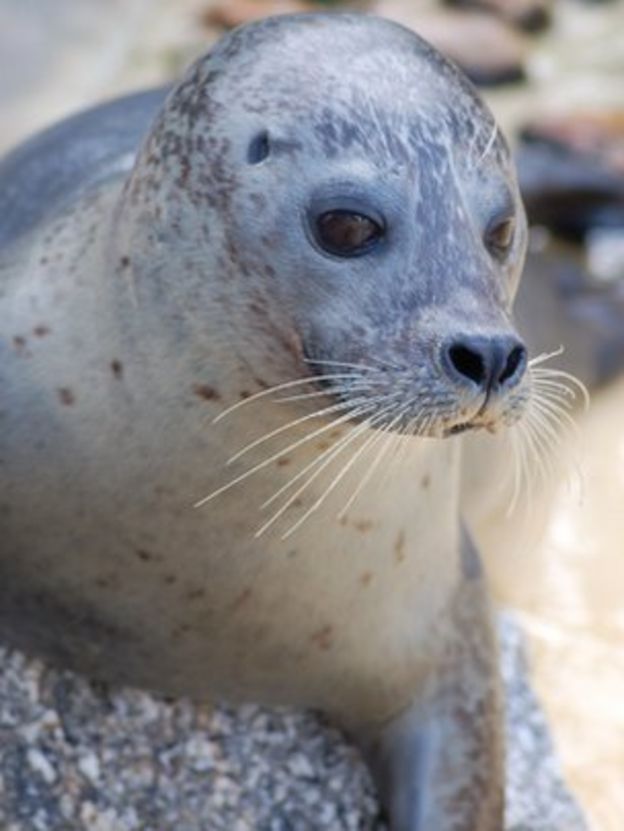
442, 334, 527, 393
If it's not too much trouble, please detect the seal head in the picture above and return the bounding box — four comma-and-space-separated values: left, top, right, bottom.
118, 13, 530, 440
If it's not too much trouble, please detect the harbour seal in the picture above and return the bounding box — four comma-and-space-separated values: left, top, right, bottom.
1, 14, 532, 829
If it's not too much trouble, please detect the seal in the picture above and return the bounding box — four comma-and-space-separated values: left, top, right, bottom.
1, 14, 533, 829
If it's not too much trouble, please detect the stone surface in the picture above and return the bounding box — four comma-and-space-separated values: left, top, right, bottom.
0, 616, 586, 830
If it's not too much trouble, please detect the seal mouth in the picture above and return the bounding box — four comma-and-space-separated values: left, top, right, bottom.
301, 352, 521, 439
446, 422, 474, 436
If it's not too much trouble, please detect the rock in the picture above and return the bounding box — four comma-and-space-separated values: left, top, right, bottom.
444, 0, 553, 33
373, 2, 529, 85
201, 0, 325, 30
517, 111, 624, 241
516, 234, 624, 388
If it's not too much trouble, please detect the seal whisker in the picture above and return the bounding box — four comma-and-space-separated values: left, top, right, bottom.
528, 345, 565, 368
477, 121, 498, 165
227, 396, 370, 466
275, 380, 372, 403
507, 426, 524, 516
507, 418, 546, 516
259, 395, 397, 510
530, 396, 586, 501
531, 394, 579, 439
531, 379, 576, 405
530, 367, 590, 410
337, 409, 409, 519
303, 356, 400, 372
278, 404, 403, 540
506, 423, 530, 517
374, 400, 425, 490
195, 403, 376, 508
255, 410, 390, 539
521, 408, 555, 487
303, 357, 381, 372
211, 373, 360, 424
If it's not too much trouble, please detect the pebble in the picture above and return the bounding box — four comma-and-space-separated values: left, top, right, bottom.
0, 616, 587, 830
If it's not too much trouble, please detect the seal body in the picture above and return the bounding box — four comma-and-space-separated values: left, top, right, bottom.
1, 14, 532, 829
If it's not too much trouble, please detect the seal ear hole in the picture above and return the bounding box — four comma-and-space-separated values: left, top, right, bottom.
247, 131, 270, 165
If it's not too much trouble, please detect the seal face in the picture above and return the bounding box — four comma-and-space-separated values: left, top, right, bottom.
120, 13, 530, 443
1, 13, 535, 830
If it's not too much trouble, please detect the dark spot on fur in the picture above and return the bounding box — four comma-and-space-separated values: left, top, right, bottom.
360, 571, 373, 587
249, 192, 267, 211
33, 325, 50, 338
12, 335, 28, 354
186, 588, 206, 601
119, 256, 131, 269
421, 474, 431, 489
230, 587, 253, 612
239, 390, 251, 400
172, 623, 192, 639
277, 457, 291, 467
135, 549, 154, 563
163, 574, 177, 585
394, 530, 406, 563
193, 383, 220, 401
110, 359, 123, 379
58, 388, 75, 406
355, 519, 374, 533
310, 624, 334, 651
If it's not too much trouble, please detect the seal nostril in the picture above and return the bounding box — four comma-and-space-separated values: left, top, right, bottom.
247, 130, 270, 165
499, 345, 526, 386
448, 345, 486, 385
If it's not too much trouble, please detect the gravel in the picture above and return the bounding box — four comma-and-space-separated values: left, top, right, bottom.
0, 614, 587, 831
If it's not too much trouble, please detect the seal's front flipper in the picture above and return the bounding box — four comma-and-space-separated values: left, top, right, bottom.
357, 540, 504, 830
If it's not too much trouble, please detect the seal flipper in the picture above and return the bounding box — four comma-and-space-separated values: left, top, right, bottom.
357, 532, 504, 830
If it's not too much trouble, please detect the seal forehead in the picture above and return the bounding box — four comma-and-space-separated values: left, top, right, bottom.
181, 12, 505, 168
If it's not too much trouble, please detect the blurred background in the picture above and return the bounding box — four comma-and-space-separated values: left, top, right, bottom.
1, 1, 623, 828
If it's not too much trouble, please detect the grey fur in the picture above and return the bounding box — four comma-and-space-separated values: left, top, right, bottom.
1, 14, 541, 830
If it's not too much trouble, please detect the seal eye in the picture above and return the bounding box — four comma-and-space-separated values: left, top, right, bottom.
485, 216, 515, 259
315, 211, 384, 257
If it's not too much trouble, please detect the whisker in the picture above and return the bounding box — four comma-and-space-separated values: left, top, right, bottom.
303, 357, 382, 373
528, 345, 564, 368
337, 412, 405, 519
531, 379, 576, 406
275, 381, 372, 404
259, 396, 397, 510
211, 373, 360, 424
506, 426, 523, 516
531, 395, 579, 438
255, 408, 395, 539
522, 409, 555, 484
226, 396, 369, 465
279, 419, 394, 540
195, 402, 375, 508
375, 403, 422, 491
477, 121, 498, 164
530, 367, 590, 410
